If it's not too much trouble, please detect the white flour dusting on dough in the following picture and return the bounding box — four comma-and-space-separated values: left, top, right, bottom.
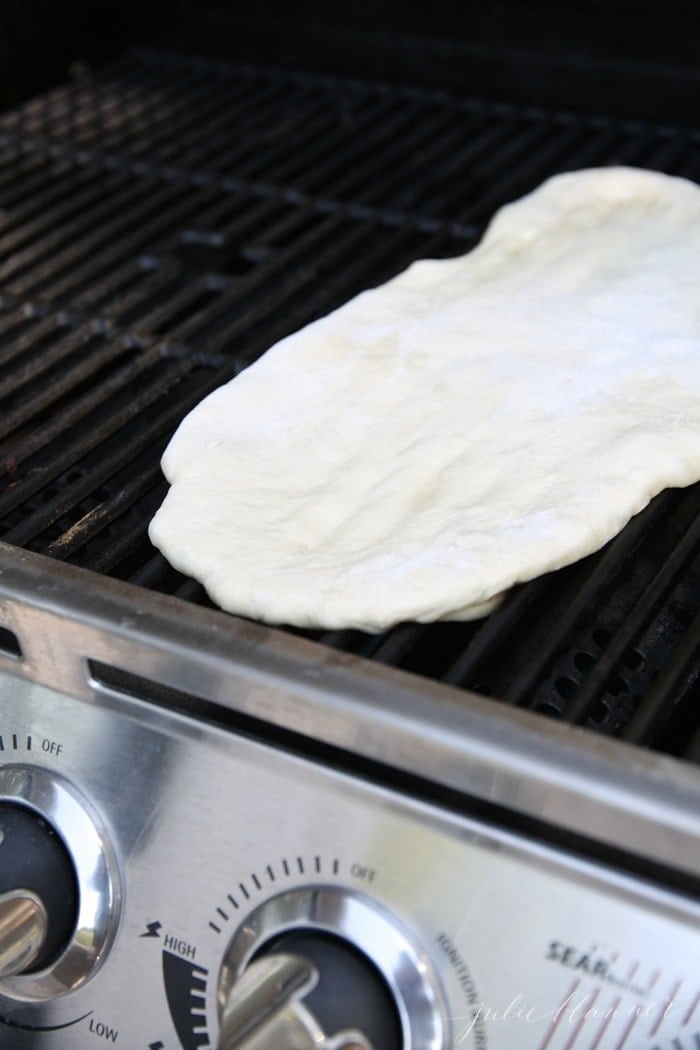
149, 168, 700, 631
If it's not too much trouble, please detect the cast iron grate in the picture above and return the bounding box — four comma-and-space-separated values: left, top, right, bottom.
0, 49, 698, 762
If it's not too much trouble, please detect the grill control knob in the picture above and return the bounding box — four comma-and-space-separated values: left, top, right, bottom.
217, 887, 446, 1050
0, 890, 48, 978
0, 800, 78, 977
218, 950, 375, 1049
0, 767, 120, 1001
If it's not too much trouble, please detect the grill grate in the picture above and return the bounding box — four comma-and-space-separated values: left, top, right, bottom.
0, 49, 699, 762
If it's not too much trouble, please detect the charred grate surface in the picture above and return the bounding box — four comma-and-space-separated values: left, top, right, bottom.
0, 49, 698, 763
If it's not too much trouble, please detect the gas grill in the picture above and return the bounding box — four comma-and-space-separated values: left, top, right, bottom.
0, 9, 698, 1050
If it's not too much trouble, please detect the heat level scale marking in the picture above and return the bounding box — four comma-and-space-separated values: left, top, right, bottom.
563, 986, 600, 1050
162, 953, 209, 1050
0, 734, 31, 751
684, 992, 700, 1028
590, 994, 621, 1050
537, 944, 596, 1050
615, 1008, 640, 1050
208, 855, 341, 934
650, 979, 683, 1038
616, 969, 662, 1049
538, 978, 581, 1050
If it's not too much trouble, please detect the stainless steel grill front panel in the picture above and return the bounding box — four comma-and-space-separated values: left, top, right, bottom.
0, 672, 697, 1049
0, 546, 698, 1048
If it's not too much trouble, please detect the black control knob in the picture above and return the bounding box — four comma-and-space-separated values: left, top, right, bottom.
0, 802, 79, 975
218, 930, 402, 1049
217, 887, 445, 1049
257, 930, 402, 1048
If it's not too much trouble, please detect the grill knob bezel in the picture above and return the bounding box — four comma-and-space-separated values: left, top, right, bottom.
0, 765, 121, 1002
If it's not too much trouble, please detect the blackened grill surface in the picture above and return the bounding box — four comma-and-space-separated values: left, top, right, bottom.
0, 49, 698, 763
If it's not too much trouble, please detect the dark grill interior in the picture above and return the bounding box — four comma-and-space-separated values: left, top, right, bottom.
1, 49, 699, 762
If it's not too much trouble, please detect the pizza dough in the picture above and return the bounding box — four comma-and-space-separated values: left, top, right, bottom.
149, 167, 700, 631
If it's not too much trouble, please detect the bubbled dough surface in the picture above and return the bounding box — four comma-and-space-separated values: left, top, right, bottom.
149, 168, 700, 631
